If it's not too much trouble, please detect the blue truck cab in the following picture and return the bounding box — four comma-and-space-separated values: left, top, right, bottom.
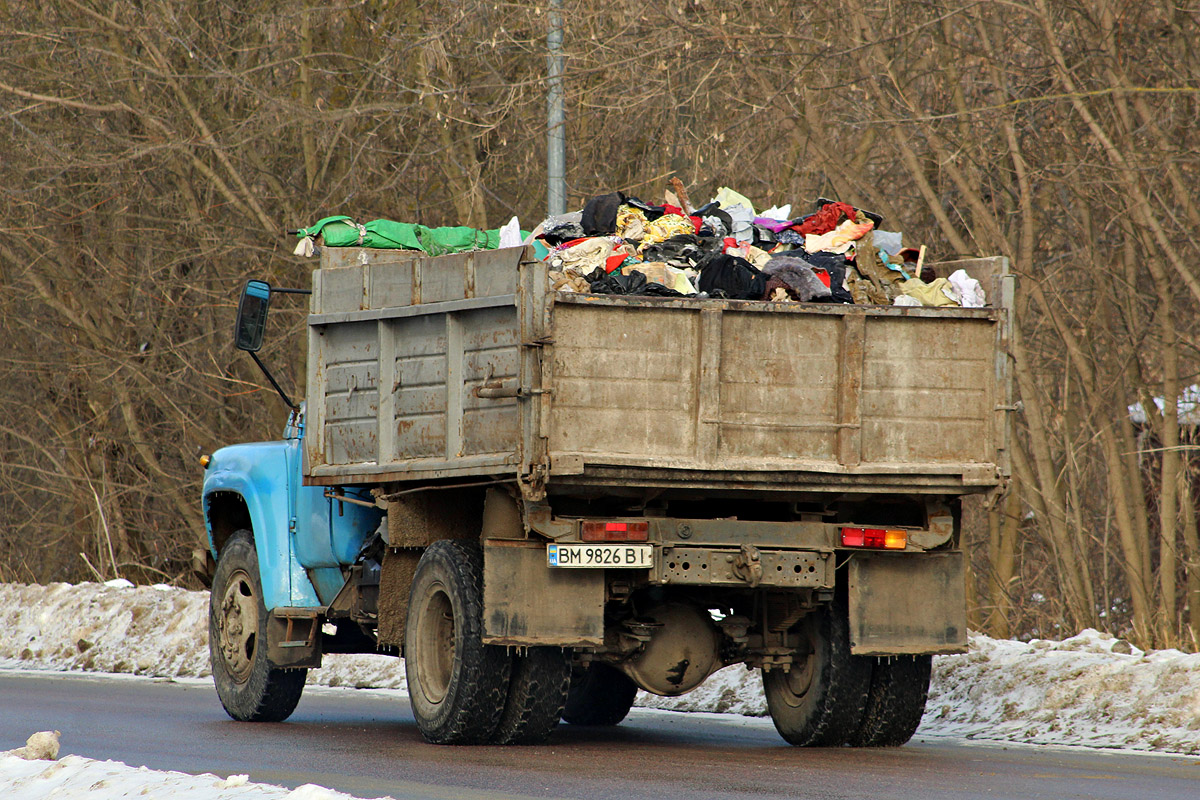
201, 408, 382, 613
200, 277, 385, 725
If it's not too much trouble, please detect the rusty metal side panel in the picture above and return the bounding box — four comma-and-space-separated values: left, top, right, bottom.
388, 312, 447, 460
368, 258, 417, 309
482, 541, 604, 646
547, 302, 700, 459
860, 316, 995, 465
460, 306, 520, 457
307, 247, 528, 480
847, 551, 968, 655
321, 321, 380, 465
715, 310, 842, 463
316, 263, 369, 313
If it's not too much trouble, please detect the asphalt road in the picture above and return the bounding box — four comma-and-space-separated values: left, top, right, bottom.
1, 671, 1197, 800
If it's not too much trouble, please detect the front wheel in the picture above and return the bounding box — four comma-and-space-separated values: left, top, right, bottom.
405, 540, 512, 745
762, 601, 871, 746
209, 531, 306, 722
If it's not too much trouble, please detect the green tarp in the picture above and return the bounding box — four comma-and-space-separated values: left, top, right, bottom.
298, 216, 506, 257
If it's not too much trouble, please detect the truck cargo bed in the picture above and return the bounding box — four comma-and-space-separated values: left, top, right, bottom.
304, 247, 1011, 497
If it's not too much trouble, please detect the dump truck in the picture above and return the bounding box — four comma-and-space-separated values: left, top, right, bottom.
201, 243, 1013, 746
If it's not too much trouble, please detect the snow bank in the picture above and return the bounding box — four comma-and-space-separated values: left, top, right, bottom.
923, 630, 1200, 753
0, 751, 388, 800
0, 581, 210, 677
3, 581, 1199, 754
0, 581, 407, 692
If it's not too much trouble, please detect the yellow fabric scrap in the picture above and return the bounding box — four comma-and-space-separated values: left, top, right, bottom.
746, 246, 773, 270
637, 214, 694, 252
616, 206, 648, 241
899, 277, 960, 307
714, 187, 756, 215
621, 262, 697, 295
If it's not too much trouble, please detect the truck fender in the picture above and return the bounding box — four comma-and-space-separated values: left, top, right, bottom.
202, 442, 321, 610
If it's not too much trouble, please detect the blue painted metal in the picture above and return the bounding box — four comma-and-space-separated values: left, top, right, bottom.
202, 439, 317, 609
307, 566, 351, 606
202, 411, 383, 610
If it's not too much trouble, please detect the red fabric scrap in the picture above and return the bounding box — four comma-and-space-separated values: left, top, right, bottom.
793, 202, 857, 236
605, 253, 629, 273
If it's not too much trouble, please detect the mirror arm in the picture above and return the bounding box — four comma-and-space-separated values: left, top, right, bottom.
270, 287, 312, 295
248, 350, 300, 412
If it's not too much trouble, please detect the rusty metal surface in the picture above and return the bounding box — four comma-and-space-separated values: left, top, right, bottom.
847, 551, 968, 655
546, 295, 1002, 485
306, 247, 527, 482
305, 249, 1010, 497
481, 539, 604, 646
653, 545, 833, 588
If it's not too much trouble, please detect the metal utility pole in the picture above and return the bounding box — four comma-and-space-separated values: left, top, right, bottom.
547, 0, 566, 216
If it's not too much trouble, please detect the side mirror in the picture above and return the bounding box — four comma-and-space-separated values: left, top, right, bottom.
235, 279, 271, 352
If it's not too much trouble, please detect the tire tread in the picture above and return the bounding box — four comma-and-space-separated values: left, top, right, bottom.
848, 655, 932, 747
763, 599, 871, 747
209, 530, 306, 723
561, 663, 638, 727
406, 539, 511, 745
491, 648, 571, 744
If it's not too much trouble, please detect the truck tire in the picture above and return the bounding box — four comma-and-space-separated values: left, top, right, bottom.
561, 663, 639, 726
491, 647, 571, 744
405, 540, 512, 745
762, 601, 871, 746
848, 655, 932, 747
209, 530, 306, 722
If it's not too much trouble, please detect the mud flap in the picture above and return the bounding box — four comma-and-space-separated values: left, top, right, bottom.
482, 540, 604, 646
266, 608, 323, 669
847, 551, 967, 656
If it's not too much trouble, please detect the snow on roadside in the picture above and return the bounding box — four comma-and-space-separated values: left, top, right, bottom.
2, 581, 1199, 755
0, 580, 408, 692
0, 749, 390, 800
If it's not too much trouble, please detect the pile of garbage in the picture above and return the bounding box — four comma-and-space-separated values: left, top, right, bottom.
291, 182, 986, 308
536, 181, 985, 308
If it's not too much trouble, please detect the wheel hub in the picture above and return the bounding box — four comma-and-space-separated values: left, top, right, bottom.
414, 584, 455, 704
778, 654, 816, 707
218, 568, 259, 683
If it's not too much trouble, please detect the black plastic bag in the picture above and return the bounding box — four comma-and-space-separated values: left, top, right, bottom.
585, 267, 685, 297
697, 253, 767, 300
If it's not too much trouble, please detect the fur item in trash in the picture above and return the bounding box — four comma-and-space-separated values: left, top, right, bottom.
763, 256, 833, 302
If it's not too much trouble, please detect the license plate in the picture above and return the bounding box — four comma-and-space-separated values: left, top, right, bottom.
547, 543, 653, 568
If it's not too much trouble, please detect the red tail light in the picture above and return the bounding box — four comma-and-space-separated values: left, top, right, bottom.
841, 527, 907, 550
581, 521, 649, 542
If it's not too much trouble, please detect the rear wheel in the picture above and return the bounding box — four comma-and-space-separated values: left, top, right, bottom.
762, 602, 871, 746
561, 663, 639, 726
209, 530, 306, 722
848, 655, 932, 747
405, 540, 511, 745
491, 647, 571, 744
